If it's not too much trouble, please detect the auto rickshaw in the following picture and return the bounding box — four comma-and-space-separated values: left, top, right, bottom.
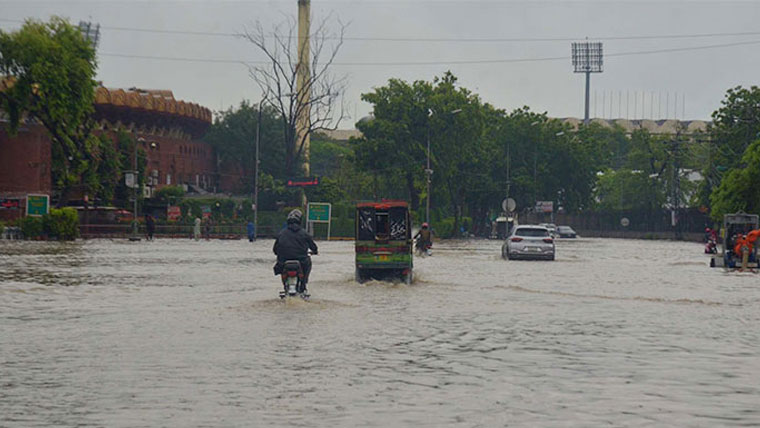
710, 212, 759, 269
355, 201, 413, 284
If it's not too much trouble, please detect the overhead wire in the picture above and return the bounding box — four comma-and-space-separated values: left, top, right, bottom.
98, 39, 760, 67
2, 17, 760, 43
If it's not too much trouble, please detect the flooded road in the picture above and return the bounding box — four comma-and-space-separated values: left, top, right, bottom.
1, 238, 759, 427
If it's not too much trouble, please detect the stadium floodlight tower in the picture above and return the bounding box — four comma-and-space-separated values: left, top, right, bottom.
572, 41, 603, 125
78, 21, 101, 50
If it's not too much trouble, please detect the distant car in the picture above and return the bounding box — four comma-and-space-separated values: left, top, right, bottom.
556, 226, 577, 238
502, 225, 555, 260
539, 222, 557, 237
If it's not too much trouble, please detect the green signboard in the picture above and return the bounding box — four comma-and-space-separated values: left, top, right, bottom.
26, 194, 49, 217
307, 203, 331, 222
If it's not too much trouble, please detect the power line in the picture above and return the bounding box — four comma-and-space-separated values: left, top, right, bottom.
99, 39, 760, 67
3, 17, 760, 43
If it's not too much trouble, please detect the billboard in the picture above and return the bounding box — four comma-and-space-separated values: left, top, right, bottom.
167, 206, 181, 221
535, 201, 554, 213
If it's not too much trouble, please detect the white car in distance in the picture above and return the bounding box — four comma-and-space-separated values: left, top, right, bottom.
502, 225, 556, 261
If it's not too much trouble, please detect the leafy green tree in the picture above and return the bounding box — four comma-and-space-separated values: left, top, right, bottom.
0, 17, 100, 206
204, 101, 286, 191
595, 168, 665, 211
710, 139, 760, 219
354, 78, 434, 210
693, 86, 760, 208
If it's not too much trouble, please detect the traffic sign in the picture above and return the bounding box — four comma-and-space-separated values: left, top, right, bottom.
306, 202, 332, 240
502, 198, 516, 213
307, 202, 331, 222
26, 194, 49, 217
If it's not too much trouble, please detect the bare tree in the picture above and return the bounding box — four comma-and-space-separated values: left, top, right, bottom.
241, 13, 348, 176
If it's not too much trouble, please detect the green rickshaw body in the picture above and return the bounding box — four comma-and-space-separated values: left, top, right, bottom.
355, 201, 413, 282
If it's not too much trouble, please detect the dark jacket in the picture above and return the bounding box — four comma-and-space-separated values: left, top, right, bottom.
273, 222, 318, 262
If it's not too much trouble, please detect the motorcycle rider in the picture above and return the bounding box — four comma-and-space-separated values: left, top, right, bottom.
273, 209, 318, 290
413, 222, 432, 253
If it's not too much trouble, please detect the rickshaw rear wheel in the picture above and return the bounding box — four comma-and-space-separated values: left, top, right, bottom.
402, 270, 413, 285
355, 268, 366, 283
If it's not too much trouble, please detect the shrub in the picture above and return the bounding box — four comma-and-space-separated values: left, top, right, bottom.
19, 216, 45, 239
45, 208, 79, 240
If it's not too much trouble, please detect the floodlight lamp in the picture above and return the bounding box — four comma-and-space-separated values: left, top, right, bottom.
572, 42, 603, 73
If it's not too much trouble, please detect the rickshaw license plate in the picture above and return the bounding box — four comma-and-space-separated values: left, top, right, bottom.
376, 255, 389, 261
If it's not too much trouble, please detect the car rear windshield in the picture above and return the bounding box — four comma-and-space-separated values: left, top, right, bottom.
515, 228, 549, 237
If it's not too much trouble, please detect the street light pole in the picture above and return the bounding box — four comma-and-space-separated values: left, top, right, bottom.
505, 138, 510, 210
426, 122, 432, 225
254, 98, 264, 239
129, 138, 144, 241
425, 108, 461, 226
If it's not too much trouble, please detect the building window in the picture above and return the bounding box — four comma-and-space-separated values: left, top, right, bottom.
167, 174, 172, 185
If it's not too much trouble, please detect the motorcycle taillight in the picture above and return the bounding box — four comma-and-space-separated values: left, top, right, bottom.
287, 271, 298, 277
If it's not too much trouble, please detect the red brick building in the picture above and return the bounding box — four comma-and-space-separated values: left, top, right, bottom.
0, 87, 217, 220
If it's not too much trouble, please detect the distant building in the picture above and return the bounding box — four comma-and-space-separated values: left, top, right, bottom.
0, 86, 216, 219
322, 118, 710, 142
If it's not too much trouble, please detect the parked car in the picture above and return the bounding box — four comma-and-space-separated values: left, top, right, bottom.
501, 225, 555, 260
556, 225, 577, 238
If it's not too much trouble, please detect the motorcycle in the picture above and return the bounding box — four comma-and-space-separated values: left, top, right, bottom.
279, 260, 309, 299
415, 239, 432, 257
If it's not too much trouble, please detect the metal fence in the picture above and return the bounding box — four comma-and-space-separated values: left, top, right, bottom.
77, 223, 282, 240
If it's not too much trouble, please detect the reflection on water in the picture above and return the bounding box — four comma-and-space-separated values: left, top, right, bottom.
1, 238, 759, 427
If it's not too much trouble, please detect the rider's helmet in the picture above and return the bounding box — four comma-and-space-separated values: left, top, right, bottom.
422, 222, 429, 229
287, 209, 303, 224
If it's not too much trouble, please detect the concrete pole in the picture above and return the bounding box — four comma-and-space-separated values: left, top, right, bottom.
584, 71, 590, 125
297, 0, 311, 176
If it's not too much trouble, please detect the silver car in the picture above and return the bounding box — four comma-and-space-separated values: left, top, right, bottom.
501, 225, 556, 260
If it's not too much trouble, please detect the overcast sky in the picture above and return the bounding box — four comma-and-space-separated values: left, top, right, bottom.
2, 0, 760, 125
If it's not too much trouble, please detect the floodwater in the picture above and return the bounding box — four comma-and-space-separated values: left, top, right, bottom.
1, 237, 758, 427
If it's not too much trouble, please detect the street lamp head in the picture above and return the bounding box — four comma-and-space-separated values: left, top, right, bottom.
555, 131, 565, 137
530, 121, 541, 126
450, 109, 463, 115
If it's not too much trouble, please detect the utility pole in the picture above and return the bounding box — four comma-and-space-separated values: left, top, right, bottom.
297, 0, 311, 176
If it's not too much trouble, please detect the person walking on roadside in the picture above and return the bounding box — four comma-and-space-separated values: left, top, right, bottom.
247, 220, 256, 242
193, 217, 201, 241
145, 214, 156, 241
204, 218, 212, 240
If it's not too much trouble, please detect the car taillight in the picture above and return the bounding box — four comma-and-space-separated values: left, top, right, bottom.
511, 237, 523, 242
543, 238, 553, 243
